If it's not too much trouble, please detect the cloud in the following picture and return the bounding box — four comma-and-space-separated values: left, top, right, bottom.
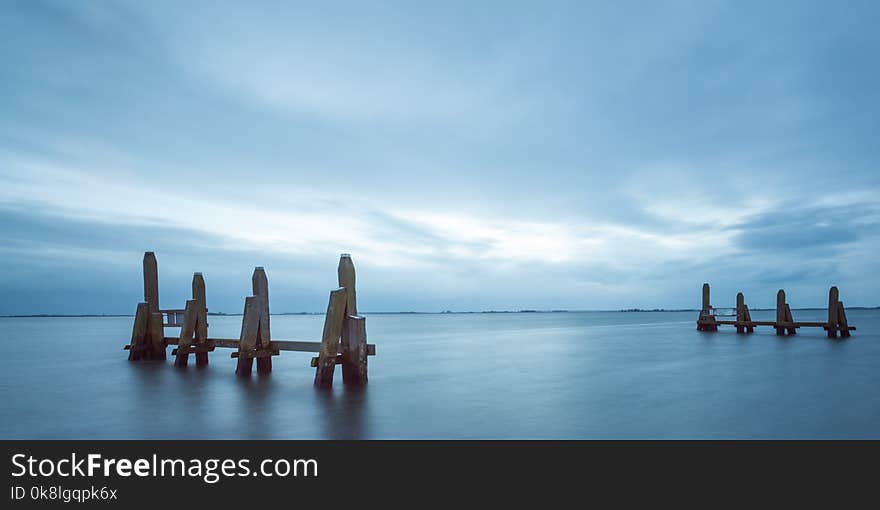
1, 1, 879, 313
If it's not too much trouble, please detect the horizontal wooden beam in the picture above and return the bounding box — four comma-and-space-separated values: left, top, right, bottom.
159, 337, 377, 354
310, 345, 377, 368
231, 348, 279, 359
713, 320, 856, 330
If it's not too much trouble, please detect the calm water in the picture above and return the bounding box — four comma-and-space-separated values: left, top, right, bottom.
1, 310, 877, 439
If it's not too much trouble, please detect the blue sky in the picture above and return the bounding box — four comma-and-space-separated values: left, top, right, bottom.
1, 0, 878, 314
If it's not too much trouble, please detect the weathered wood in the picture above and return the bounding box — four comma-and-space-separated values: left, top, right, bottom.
342, 315, 368, 385
235, 296, 261, 376
231, 348, 279, 359
837, 301, 850, 338
172, 345, 215, 355
163, 337, 378, 353
143, 252, 159, 313
148, 311, 166, 360
314, 288, 348, 387
311, 345, 377, 368
127, 302, 149, 360
775, 290, 788, 335
827, 286, 840, 338
174, 300, 197, 367
714, 320, 855, 329
338, 255, 357, 316
735, 293, 745, 334
252, 267, 272, 374
696, 283, 717, 331
743, 304, 754, 333
193, 272, 209, 366
784, 304, 796, 335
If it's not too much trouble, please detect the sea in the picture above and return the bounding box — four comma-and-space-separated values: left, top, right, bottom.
1, 309, 877, 439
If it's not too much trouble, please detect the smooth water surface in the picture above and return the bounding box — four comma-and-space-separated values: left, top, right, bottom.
1, 310, 877, 438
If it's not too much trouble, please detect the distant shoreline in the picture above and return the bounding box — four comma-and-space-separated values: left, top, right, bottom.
2, 307, 878, 319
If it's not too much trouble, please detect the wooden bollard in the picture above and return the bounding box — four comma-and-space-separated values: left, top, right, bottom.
775, 289, 795, 335
174, 273, 210, 367
735, 292, 754, 334
174, 300, 197, 367
128, 252, 166, 360
253, 267, 272, 375
314, 288, 347, 387
144, 251, 159, 314
735, 293, 745, 334
827, 286, 840, 338
696, 283, 716, 331
193, 273, 209, 366
338, 254, 357, 315
234, 268, 275, 376
337, 254, 367, 385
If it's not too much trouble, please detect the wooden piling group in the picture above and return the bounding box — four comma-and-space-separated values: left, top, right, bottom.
125, 252, 375, 386
696, 283, 856, 337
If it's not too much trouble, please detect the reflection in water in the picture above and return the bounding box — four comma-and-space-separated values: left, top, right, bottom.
315, 386, 369, 439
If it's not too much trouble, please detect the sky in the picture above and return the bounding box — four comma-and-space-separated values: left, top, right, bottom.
1, 0, 878, 314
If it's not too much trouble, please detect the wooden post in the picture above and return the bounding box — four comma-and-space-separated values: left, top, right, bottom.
827, 286, 840, 338
314, 288, 348, 387
784, 303, 796, 335
193, 273, 209, 366
253, 267, 272, 375
127, 302, 149, 361
743, 304, 754, 333
126, 251, 166, 360
338, 254, 357, 315
342, 316, 368, 385
775, 289, 786, 335
143, 252, 159, 314
235, 296, 260, 376
837, 301, 850, 338
337, 254, 368, 384
174, 300, 197, 367
149, 311, 166, 360
735, 292, 745, 334
697, 283, 716, 331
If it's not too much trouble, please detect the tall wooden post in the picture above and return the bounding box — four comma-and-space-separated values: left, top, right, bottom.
338, 254, 357, 315
174, 272, 210, 367
697, 283, 716, 331
702, 283, 710, 312
337, 254, 367, 385
775, 289, 795, 335
234, 267, 275, 376
253, 267, 272, 375
735, 292, 745, 334
827, 286, 840, 338
128, 251, 166, 360
193, 273, 209, 366
775, 289, 786, 335
144, 252, 159, 314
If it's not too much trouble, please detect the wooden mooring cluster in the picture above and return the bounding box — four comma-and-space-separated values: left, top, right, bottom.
696, 283, 856, 338
124, 252, 375, 386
